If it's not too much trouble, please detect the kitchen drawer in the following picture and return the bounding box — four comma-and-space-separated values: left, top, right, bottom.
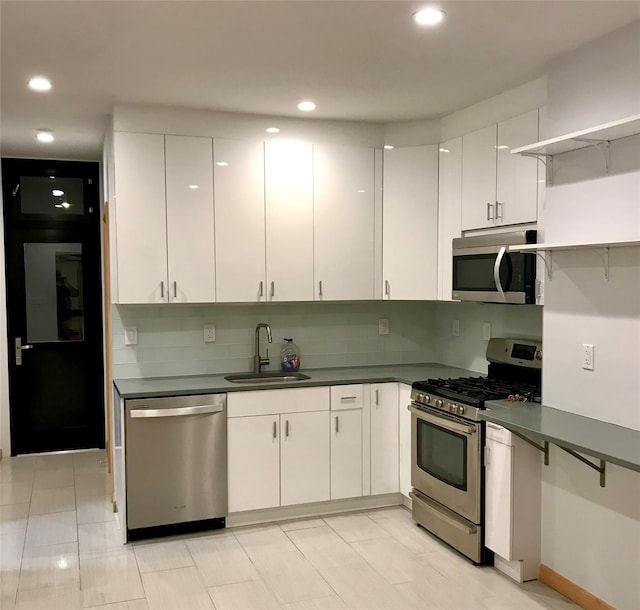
330, 384, 364, 411
486, 421, 513, 445
228, 387, 329, 417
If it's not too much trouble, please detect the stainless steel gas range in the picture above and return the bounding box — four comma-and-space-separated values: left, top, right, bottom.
409, 337, 542, 564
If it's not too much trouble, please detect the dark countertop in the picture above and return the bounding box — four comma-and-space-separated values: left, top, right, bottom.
114, 363, 478, 399
482, 400, 640, 473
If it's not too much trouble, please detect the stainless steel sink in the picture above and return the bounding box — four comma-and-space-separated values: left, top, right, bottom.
225, 372, 311, 384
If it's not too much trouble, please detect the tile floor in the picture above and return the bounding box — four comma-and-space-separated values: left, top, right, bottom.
1, 450, 578, 610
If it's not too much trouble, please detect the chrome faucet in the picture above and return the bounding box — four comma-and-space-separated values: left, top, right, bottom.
253, 323, 272, 374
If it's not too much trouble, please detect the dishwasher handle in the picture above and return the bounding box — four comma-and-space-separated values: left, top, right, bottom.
130, 404, 224, 419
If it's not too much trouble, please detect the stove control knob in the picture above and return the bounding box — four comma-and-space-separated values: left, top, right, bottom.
435, 399, 443, 408
457, 405, 465, 415
448, 403, 456, 413
424, 394, 431, 404
416, 393, 424, 403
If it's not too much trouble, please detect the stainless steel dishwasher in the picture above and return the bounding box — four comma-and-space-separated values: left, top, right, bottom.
125, 393, 227, 539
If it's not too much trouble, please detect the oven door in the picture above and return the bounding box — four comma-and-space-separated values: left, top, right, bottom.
410, 403, 481, 524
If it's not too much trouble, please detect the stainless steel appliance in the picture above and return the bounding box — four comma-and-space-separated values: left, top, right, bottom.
125, 393, 227, 540
410, 338, 542, 564
452, 230, 537, 303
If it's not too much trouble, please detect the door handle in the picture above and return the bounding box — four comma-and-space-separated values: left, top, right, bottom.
270, 281, 275, 299
487, 202, 494, 221
285, 419, 289, 437
130, 404, 224, 418
15, 338, 33, 366
173, 281, 177, 299
493, 246, 506, 301
160, 281, 165, 299
495, 201, 503, 220
384, 280, 390, 297
259, 281, 264, 299
319, 280, 323, 298
335, 416, 339, 434
273, 421, 277, 439
375, 389, 379, 406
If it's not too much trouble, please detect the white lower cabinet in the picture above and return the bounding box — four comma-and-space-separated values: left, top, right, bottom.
330, 385, 364, 500
398, 384, 412, 500
227, 387, 330, 513
484, 423, 541, 582
370, 383, 399, 495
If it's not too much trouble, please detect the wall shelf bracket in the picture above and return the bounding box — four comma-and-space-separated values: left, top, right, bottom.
521, 152, 553, 185
594, 247, 610, 280
571, 137, 610, 175
511, 430, 550, 465
559, 446, 607, 487
534, 251, 553, 281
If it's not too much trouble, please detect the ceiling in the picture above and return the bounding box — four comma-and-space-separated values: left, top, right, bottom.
1, 0, 639, 160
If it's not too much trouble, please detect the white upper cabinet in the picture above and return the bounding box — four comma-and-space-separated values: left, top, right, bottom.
313, 145, 375, 301
214, 139, 266, 302
265, 139, 314, 302
462, 110, 539, 231
113, 132, 168, 304
382, 145, 439, 300
437, 138, 463, 301
165, 135, 215, 303
496, 110, 539, 227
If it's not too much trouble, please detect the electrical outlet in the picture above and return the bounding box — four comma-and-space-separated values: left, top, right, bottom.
124, 326, 138, 346
483, 323, 491, 341
582, 343, 594, 370
204, 324, 216, 343
378, 318, 389, 336
452, 319, 460, 337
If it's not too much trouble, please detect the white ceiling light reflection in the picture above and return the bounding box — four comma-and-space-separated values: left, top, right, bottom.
216, 161, 229, 167
36, 130, 54, 143
357, 190, 366, 193
439, 148, 450, 153
297, 101, 316, 112
413, 8, 445, 26
28, 76, 52, 91
189, 184, 199, 189
61, 202, 70, 209
266, 127, 280, 134
384, 145, 394, 150
496, 145, 510, 150
52, 189, 65, 196
56, 558, 69, 570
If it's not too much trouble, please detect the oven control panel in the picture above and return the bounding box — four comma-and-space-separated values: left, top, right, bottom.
412, 390, 481, 421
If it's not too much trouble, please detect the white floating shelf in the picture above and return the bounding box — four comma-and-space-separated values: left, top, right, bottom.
509, 239, 640, 253
511, 114, 640, 156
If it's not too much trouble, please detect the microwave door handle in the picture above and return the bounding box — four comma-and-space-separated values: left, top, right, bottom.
493, 246, 506, 301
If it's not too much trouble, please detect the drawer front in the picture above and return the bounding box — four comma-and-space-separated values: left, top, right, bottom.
330, 384, 364, 411
228, 387, 329, 417
485, 421, 513, 445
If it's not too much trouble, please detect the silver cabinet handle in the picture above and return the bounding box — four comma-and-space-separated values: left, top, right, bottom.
130, 404, 223, 418
496, 201, 503, 220
160, 281, 165, 299
335, 416, 339, 434
273, 420, 277, 439
384, 280, 390, 296
285, 419, 289, 437
259, 281, 264, 298
173, 281, 177, 298
15, 337, 33, 366
486, 202, 494, 221
493, 246, 506, 301
270, 281, 275, 299
319, 280, 323, 298
375, 389, 379, 406
340, 396, 357, 401
484, 445, 490, 466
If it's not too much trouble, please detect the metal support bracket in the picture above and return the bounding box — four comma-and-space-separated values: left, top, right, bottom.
594, 247, 611, 280
522, 152, 553, 186
534, 251, 553, 281
571, 137, 610, 175
559, 446, 607, 487
510, 430, 550, 465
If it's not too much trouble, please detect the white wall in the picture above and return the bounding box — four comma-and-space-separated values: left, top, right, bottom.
540, 21, 640, 609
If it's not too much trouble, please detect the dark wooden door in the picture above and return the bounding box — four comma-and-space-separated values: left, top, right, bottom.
2, 159, 105, 454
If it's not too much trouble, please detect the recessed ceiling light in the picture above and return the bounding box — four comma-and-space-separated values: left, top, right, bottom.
413, 8, 445, 26
189, 184, 199, 189
216, 161, 228, 167
297, 101, 316, 112
52, 189, 64, 196
28, 76, 52, 91
36, 130, 54, 143
384, 145, 394, 150
266, 127, 280, 134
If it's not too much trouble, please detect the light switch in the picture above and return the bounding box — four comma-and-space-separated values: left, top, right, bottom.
124, 326, 138, 345
378, 319, 389, 335
204, 324, 216, 343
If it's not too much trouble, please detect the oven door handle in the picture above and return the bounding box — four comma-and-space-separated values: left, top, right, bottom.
409, 405, 477, 436
411, 490, 477, 535
493, 246, 506, 301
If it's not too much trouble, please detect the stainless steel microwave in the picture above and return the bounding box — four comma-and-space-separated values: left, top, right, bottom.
452, 230, 537, 303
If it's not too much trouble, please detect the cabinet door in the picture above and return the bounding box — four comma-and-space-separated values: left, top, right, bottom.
496, 110, 539, 226
280, 411, 330, 506
370, 383, 399, 495
227, 415, 280, 512
113, 132, 167, 304
461, 124, 497, 231
382, 146, 438, 300
331, 409, 363, 500
265, 140, 314, 302
484, 437, 514, 559
314, 145, 375, 300
214, 139, 266, 302
437, 138, 462, 301
165, 136, 215, 303
398, 384, 412, 499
